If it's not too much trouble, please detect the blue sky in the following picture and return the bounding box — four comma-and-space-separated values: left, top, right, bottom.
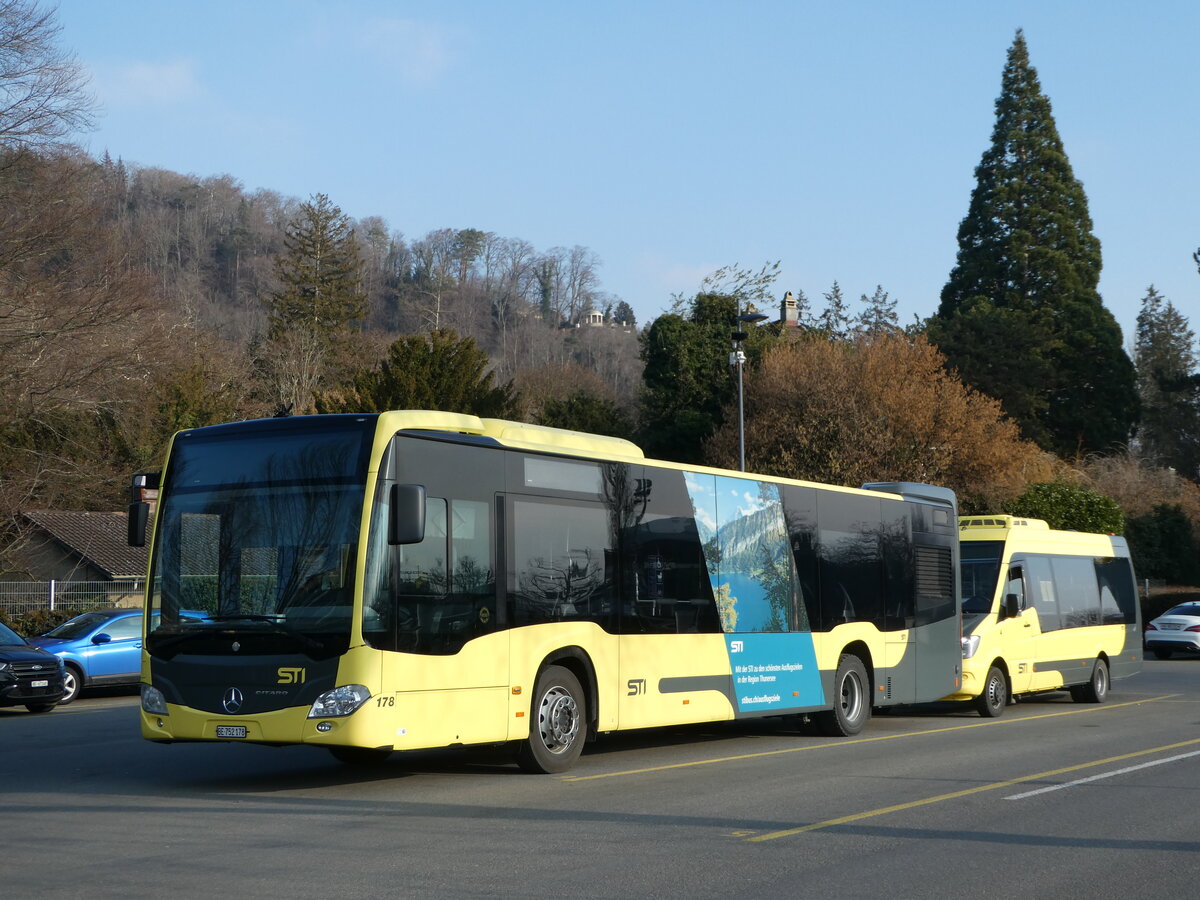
54, 1, 1198, 341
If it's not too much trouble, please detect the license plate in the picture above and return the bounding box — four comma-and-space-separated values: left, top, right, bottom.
30, 679, 48, 688
1161, 624, 1182, 631
216, 725, 247, 738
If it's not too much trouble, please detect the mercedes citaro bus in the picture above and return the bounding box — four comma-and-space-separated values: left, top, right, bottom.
129, 411, 963, 773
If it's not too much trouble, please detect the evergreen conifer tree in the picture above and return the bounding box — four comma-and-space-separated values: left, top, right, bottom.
928, 30, 1137, 456
268, 193, 365, 340
1134, 285, 1200, 478
315, 330, 519, 417
856, 285, 899, 334
817, 281, 852, 340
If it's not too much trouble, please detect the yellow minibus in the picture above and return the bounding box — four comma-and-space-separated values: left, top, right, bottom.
946, 516, 1140, 716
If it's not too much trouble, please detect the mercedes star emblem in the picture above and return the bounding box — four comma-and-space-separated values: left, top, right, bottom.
222, 687, 244, 714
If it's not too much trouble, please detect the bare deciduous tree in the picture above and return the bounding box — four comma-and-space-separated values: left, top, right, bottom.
0, 0, 94, 152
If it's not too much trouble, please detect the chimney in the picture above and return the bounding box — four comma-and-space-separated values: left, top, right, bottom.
781, 291, 799, 326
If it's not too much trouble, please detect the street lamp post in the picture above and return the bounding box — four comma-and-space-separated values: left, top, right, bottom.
731, 311, 769, 471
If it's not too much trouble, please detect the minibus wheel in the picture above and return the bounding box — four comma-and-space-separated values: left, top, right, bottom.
976, 666, 1007, 717
1070, 658, 1108, 703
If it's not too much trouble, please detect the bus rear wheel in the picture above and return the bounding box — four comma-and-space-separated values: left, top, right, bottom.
1070, 658, 1108, 703
517, 665, 587, 774
976, 666, 1007, 718
816, 654, 870, 737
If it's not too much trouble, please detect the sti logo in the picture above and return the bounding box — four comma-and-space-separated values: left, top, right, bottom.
277, 667, 306, 684
730, 641, 744, 653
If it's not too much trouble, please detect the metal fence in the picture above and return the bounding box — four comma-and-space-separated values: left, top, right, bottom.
0, 581, 145, 616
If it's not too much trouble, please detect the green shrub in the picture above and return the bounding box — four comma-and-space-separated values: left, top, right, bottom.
1006, 482, 1125, 534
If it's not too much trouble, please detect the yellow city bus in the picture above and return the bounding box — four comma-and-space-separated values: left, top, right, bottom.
947, 516, 1141, 716
131, 411, 962, 773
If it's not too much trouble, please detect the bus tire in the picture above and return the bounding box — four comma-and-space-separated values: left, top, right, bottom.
517, 665, 587, 774
975, 666, 1007, 718
1070, 658, 1109, 703
816, 654, 870, 737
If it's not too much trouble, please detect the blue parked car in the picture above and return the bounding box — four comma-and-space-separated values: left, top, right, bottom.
28, 608, 200, 704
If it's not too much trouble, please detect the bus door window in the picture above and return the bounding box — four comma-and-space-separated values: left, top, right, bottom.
364, 491, 499, 654
510, 497, 616, 627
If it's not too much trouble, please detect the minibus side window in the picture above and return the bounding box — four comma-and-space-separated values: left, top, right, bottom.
1024, 555, 1060, 632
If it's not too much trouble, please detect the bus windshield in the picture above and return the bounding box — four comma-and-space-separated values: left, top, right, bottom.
960, 540, 1003, 617
146, 416, 376, 659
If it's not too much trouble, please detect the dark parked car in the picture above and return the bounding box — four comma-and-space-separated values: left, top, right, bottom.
29, 608, 163, 704
0, 620, 66, 713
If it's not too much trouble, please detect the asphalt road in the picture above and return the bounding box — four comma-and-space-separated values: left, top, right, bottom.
5, 657, 1200, 899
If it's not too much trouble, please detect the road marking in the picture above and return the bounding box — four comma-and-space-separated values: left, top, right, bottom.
1004, 748, 1200, 800
559, 695, 1175, 783
748, 735, 1200, 841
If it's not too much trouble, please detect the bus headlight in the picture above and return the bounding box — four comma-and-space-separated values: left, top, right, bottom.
961, 634, 981, 659
141, 684, 168, 715
308, 684, 371, 718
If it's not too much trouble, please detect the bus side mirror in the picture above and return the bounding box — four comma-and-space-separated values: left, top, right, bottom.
128, 501, 150, 547
389, 484, 427, 545
128, 472, 159, 547
1003, 593, 1021, 618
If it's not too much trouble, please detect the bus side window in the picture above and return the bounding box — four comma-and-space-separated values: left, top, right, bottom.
626, 468, 720, 635
1024, 555, 1060, 631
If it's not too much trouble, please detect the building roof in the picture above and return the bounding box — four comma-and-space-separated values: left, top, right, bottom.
22, 510, 148, 580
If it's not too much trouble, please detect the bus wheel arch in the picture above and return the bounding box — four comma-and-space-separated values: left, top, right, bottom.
816, 648, 872, 737
976, 662, 1009, 718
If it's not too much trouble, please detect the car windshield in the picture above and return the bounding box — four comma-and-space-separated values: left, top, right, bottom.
0, 622, 26, 645
146, 416, 375, 660
1163, 603, 1200, 618
42, 612, 112, 640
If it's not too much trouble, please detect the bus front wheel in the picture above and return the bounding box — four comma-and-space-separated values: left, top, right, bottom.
976, 666, 1007, 718
517, 665, 587, 774
816, 654, 870, 737
1070, 658, 1108, 703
